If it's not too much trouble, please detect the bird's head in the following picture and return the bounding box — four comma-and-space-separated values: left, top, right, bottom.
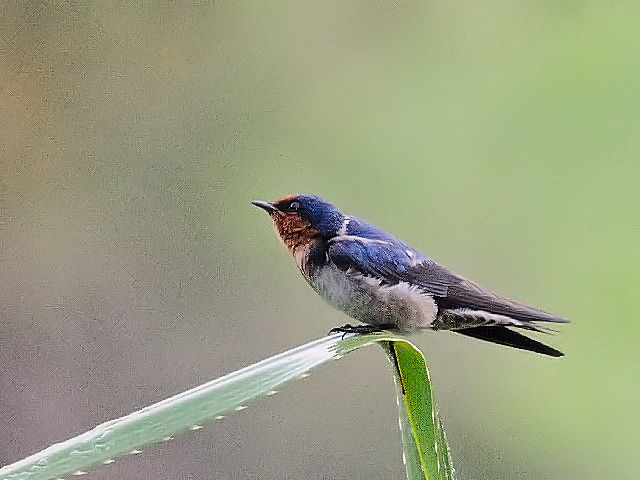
252, 194, 344, 252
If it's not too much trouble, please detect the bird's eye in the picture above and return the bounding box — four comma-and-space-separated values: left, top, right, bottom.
289, 201, 300, 212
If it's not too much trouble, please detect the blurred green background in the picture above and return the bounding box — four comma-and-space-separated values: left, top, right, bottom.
2, 2, 639, 479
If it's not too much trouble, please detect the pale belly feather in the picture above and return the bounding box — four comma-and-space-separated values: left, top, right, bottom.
307, 263, 438, 332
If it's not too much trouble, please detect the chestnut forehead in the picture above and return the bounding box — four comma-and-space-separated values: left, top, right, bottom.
275, 194, 298, 203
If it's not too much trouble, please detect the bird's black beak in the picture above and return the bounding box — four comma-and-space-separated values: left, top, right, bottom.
252, 200, 281, 215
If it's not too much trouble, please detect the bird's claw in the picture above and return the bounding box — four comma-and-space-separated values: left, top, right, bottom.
329, 323, 385, 339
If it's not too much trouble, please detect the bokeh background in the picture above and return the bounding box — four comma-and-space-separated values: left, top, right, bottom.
2, 2, 639, 479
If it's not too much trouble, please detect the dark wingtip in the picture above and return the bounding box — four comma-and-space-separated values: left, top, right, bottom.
549, 315, 571, 324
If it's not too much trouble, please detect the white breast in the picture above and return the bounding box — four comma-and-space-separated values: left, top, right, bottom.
308, 263, 438, 332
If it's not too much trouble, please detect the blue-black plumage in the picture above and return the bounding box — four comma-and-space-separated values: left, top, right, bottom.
252, 194, 568, 357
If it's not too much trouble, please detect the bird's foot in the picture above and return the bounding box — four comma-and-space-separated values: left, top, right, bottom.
329, 323, 387, 338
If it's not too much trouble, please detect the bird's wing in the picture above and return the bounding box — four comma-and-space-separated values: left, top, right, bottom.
327, 235, 568, 324
327, 235, 449, 296
434, 270, 569, 324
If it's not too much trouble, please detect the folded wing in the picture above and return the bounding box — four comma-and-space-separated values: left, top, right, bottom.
328, 235, 569, 325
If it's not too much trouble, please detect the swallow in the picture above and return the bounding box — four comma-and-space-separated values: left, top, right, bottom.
252, 194, 568, 357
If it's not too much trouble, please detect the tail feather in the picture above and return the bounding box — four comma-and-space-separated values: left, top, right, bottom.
455, 326, 564, 357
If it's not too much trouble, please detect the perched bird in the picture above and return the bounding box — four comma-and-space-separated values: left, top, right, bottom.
252, 194, 568, 357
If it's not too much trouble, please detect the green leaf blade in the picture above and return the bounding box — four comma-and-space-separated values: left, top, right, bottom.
386, 340, 455, 480
0, 332, 453, 480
